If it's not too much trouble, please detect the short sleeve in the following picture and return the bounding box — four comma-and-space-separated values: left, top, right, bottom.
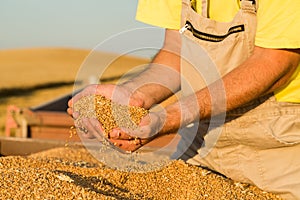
255, 0, 300, 49
135, 0, 182, 30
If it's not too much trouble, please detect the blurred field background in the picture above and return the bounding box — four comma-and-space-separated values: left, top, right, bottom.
0, 0, 164, 137
0, 48, 149, 136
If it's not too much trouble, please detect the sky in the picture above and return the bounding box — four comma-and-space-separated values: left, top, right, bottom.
0, 0, 164, 56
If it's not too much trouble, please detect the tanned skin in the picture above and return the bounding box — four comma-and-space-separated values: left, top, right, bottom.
68, 29, 300, 152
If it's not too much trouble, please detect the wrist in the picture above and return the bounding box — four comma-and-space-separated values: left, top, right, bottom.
121, 81, 155, 109
158, 104, 181, 135
160, 96, 200, 134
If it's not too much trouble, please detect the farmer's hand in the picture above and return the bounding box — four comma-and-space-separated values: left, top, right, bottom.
67, 84, 146, 139
67, 83, 162, 152
73, 106, 166, 153
107, 110, 166, 152
77, 117, 152, 153
67, 84, 145, 117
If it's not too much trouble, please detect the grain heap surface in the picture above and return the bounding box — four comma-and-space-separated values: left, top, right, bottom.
0, 147, 282, 200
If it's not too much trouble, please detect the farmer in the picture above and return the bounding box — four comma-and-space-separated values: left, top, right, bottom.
68, 0, 300, 198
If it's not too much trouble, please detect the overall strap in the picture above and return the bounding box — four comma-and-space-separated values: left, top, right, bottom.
201, 0, 208, 18
240, 0, 258, 13
200, 0, 258, 18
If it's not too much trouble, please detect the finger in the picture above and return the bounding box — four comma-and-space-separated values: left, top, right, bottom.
124, 114, 155, 139
68, 85, 100, 118
128, 95, 145, 107
106, 114, 153, 140
67, 107, 73, 116
82, 118, 106, 141
82, 119, 139, 153
137, 111, 165, 139
67, 108, 80, 119
67, 98, 75, 116
109, 138, 145, 153
109, 128, 134, 140
71, 84, 100, 104
130, 126, 153, 139
75, 125, 95, 139
81, 129, 95, 139
68, 97, 73, 108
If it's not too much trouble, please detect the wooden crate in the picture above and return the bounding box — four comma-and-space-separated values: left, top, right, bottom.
28, 111, 80, 142
5, 93, 80, 142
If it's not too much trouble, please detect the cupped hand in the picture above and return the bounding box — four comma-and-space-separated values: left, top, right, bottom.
67, 83, 151, 152
77, 117, 151, 153
76, 109, 166, 153
67, 84, 145, 117
107, 110, 166, 152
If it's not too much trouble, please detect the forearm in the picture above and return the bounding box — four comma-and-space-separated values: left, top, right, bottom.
160, 47, 300, 134
123, 49, 181, 109
204, 47, 300, 116
122, 29, 182, 109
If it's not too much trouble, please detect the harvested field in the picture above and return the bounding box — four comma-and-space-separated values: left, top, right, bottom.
0, 146, 281, 199
0, 48, 88, 89
0, 48, 148, 89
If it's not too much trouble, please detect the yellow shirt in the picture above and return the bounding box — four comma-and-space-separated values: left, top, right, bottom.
136, 0, 300, 103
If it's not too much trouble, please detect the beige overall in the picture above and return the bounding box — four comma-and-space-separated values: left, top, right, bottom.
178, 0, 300, 199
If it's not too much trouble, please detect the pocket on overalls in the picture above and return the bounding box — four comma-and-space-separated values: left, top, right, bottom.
226, 101, 300, 149
255, 112, 300, 146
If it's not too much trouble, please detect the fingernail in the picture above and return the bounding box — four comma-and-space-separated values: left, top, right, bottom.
110, 130, 120, 138
72, 111, 80, 119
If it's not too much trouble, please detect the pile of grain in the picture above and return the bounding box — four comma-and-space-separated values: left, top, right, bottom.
0, 147, 281, 199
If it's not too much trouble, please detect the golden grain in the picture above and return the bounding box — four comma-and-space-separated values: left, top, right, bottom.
73, 95, 148, 138
0, 147, 282, 199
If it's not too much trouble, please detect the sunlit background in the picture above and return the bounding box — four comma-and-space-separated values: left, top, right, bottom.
0, 0, 164, 53
0, 0, 165, 137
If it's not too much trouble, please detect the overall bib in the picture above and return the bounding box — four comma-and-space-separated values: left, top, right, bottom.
178, 0, 300, 199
